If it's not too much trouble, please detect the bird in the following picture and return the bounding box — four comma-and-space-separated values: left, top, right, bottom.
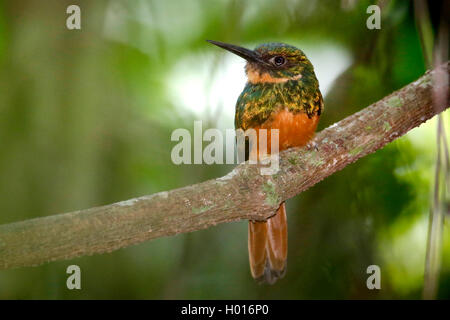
207, 40, 323, 284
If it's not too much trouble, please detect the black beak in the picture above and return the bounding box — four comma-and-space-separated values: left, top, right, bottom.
207, 40, 269, 66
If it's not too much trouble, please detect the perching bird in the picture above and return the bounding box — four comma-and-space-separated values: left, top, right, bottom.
207, 40, 323, 284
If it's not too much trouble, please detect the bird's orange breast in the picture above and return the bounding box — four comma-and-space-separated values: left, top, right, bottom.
250, 109, 319, 156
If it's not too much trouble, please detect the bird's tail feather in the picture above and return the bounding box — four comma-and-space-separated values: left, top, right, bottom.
248, 202, 287, 284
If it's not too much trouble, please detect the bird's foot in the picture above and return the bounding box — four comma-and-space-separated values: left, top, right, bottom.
306, 141, 319, 151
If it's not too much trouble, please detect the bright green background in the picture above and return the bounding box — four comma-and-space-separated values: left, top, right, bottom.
0, 0, 448, 299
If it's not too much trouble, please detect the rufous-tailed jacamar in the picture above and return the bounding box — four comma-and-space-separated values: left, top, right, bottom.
208, 40, 323, 284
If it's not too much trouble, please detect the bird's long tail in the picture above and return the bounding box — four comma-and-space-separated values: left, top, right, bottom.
248, 202, 287, 284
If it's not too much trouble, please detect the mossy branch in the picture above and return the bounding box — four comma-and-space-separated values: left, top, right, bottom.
0, 63, 448, 270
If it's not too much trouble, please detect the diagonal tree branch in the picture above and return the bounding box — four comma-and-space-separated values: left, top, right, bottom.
0, 63, 448, 270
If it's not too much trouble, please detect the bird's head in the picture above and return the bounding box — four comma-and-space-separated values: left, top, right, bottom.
207, 40, 315, 84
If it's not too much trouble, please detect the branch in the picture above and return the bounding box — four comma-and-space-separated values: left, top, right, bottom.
0, 63, 448, 270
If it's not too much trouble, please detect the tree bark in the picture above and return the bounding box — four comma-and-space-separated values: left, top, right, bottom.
0, 63, 448, 270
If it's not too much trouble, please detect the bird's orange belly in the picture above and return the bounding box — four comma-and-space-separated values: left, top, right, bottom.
251, 109, 319, 155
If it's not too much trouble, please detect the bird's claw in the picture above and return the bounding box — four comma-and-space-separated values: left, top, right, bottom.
306, 141, 319, 151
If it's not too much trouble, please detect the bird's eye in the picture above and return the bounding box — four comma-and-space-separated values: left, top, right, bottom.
271, 56, 286, 66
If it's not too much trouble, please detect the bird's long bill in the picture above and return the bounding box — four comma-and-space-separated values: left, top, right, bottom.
207, 40, 264, 64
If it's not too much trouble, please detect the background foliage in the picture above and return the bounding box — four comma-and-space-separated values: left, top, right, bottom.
0, 0, 448, 299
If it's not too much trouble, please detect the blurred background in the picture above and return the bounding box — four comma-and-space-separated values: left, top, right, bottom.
0, 0, 448, 299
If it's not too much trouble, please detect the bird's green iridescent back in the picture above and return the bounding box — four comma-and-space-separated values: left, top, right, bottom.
235, 78, 323, 130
